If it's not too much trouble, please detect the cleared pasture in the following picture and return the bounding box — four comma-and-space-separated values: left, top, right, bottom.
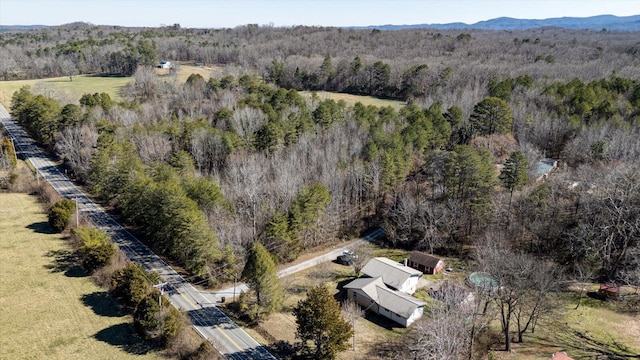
0, 193, 162, 360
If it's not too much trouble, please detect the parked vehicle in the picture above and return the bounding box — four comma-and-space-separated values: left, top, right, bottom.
337, 254, 353, 266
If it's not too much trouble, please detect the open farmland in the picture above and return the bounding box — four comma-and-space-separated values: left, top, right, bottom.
0, 193, 163, 360
0, 75, 130, 107
0, 64, 223, 108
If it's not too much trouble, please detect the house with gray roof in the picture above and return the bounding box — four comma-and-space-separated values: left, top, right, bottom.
344, 277, 427, 327
361, 257, 423, 294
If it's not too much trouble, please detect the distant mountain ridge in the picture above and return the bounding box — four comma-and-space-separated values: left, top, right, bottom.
360, 14, 640, 31
0, 25, 48, 32
2, 14, 640, 32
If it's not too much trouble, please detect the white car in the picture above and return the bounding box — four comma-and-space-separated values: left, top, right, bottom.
343, 250, 358, 260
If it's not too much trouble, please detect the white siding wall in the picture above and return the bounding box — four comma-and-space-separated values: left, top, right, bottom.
399, 276, 420, 294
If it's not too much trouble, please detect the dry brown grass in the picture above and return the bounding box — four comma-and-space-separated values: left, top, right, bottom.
0, 64, 224, 108
0, 192, 164, 360
489, 285, 640, 360
300, 90, 406, 111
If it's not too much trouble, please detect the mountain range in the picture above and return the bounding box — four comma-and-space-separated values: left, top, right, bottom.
361, 14, 640, 31
2, 14, 640, 32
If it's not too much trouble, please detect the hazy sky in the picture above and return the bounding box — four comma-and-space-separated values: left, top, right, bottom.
1, 0, 638, 28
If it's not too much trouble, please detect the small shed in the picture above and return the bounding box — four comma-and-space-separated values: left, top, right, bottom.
598, 283, 620, 300
408, 251, 445, 274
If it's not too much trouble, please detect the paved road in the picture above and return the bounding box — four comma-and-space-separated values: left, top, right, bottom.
0, 105, 275, 360
214, 228, 384, 300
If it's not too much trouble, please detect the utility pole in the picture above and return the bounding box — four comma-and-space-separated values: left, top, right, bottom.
153, 282, 168, 307
9, 137, 18, 165
233, 274, 237, 302
251, 198, 257, 240
74, 196, 80, 228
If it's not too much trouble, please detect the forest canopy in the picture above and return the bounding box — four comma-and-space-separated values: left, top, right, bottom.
4, 23, 640, 289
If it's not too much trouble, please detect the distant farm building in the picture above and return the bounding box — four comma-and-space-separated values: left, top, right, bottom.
535, 158, 558, 182
157, 60, 172, 69
408, 251, 445, 274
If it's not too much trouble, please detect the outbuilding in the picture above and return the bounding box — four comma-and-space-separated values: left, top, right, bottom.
408, 251, 445, 275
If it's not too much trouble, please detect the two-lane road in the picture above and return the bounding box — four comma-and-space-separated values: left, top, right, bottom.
0, 104, 275, 360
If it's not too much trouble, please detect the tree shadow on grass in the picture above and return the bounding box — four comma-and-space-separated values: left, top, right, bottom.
532, 320, 640, 359
27, 221, 56, 234
43, 249, 86, 277
94, 323, 155, 355
81, 291, 125, 317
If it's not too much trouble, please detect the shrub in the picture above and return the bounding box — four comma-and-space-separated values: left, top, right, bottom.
48, 199, 76, 232
111, 262, 155, 309
73, 227, 116, 273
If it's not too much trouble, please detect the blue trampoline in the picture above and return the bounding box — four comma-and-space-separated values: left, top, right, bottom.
468, 272, 498, 290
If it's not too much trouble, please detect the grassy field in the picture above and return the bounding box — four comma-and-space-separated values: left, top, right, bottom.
495, 287, 640, 360
0, 75, 131, 108
0, 64, 223, 108
0, 65, 404, 113
0, 192, 163, 360
300, 90, 406, 110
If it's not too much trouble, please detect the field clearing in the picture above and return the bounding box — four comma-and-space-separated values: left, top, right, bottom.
0, 65, 404, 114
0, 75, 131, 107
0, 193, 163, 360
0, 64, 224, 108
300, 90, 406, 110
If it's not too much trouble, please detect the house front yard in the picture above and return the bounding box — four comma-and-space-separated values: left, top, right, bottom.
224, 258, 415, 359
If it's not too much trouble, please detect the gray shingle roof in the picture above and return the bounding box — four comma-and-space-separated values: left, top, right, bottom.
361, 257, 423, 290
409, 251, 443, 268
344, 277, 426, 318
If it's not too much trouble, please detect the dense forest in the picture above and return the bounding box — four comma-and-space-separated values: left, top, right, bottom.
3, 22, 640, 279
3, 22, 640, 343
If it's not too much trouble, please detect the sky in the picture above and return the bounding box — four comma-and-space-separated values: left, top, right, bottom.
1, 0, 639, 28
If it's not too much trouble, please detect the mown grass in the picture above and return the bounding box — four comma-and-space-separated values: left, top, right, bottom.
0, 193, 163, 360
0, 75, 131, 107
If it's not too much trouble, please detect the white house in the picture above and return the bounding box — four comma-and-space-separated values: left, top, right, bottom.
344, 277, 426, 327
157, 60, 172, 69
361, 257, 423, 294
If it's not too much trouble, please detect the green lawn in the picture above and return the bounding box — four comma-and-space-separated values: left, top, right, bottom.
0, 193, 163, 360
0, 75, 131, 107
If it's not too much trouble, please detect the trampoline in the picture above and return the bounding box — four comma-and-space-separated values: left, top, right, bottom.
468, 272, 498, 290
